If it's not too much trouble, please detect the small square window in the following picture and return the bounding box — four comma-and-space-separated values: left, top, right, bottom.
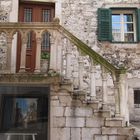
134, 90, 140, 108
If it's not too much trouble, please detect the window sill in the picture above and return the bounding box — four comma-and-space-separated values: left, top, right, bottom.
111, 41, 138, 44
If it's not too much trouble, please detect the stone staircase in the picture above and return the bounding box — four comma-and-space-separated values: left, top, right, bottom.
130, 122, 140, 140
51, 81, 135, 140
0, 21, 135, 140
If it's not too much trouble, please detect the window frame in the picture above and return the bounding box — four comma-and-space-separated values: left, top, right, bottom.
112, 10, 137, 42
0, 85, 50, 136
98, 8, 139, 43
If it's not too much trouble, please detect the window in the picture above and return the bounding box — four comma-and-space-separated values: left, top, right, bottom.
41, 32, 50, 60
42, 9, 51, 22
0, 86, 49, 140
112, 11, 136, 42
41, 10, 50, 60
98, 8, 140, 42
2, 96, 48, 131
134, 90, 140, 108
24, 8, 32, 22
41, 32, 50, 50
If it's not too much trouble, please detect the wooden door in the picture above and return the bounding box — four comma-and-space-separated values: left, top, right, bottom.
16, 2, 55, 72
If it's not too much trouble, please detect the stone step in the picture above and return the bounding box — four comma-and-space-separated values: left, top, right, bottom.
83, 99, 99, 110
105, 117, 124, 127
94, 134, 129, 140
130, 123, 140, 139
102, 127, 135, 136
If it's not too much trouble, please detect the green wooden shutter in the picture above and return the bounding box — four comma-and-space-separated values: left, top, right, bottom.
136, 9, 140, 42
98, 8, 112, 41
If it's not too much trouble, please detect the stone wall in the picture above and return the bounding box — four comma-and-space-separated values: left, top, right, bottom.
0, 0, 12, 70
61, 0, 140, 122
50, 82, 134, 140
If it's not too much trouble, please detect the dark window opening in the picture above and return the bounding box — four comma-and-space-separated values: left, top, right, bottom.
134, 90, 140, 108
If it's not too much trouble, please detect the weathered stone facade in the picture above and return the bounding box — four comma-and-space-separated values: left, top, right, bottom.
0, 0, 12, 70
0, 0, 140, 139
60, 0, 140, 122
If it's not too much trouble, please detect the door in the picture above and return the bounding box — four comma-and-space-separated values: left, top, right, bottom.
16, 2, 55, 72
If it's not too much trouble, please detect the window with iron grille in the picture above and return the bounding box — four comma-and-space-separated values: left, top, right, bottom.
42, 9, 50, 22
24, 8, 32, 22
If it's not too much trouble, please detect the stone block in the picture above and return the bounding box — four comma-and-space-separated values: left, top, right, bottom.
66, 117, 85, 127
83, 101, 99, 110
59, 96, 72, 106
53, 117, 66, 127
102, 127, 117, 135
53, 107, 64, 116
60, 83, 72, 91
65, 107, 93, 117
117, 128, 135, 135
71, 128, 81, 140
94, 135, 108, 140
108, 136, 116, 140
82, 128, 101, 140
51, 96, 59, 100
86, 117, 104, 127
51, 100, 60, 107
94, 110, 110, 118
105, 120, 122, 127
71, 99, 82, 107
109, 136, 128, 140
51, 128, 70, 140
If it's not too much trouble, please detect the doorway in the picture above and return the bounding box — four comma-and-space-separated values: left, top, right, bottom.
16, 2, 55, 72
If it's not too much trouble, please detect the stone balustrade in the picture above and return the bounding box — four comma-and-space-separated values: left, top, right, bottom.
0, 21, 129, 123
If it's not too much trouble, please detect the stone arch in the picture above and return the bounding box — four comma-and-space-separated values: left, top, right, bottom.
11, 29, 22, 37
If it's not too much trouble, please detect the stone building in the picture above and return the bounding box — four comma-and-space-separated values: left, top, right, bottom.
0, 0, 140, 139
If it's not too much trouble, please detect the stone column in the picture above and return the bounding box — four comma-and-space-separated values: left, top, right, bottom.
118, 73, 129, 123
65, 45, 72, 79
56, 39, 62, 74
90, 61, 96, 99
113, 74, 121, 117
49, 34, 57, 71
55, 0, 62, 24
19, 37, 27, 73
6, 36, 13, 73
101, 66, 108, 103
78, 56, 84, 89
34, 37, 42, 73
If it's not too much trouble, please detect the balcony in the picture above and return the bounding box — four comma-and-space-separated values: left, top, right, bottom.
0, 21, 60, 74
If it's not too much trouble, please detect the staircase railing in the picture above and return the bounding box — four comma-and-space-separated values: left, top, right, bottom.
57, 24, 128, 121
0, 20, 129, 123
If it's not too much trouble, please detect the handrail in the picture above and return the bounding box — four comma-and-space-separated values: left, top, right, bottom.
0, 22, 59, 29
0, 21, 126, 75
57, 25, 126, 75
